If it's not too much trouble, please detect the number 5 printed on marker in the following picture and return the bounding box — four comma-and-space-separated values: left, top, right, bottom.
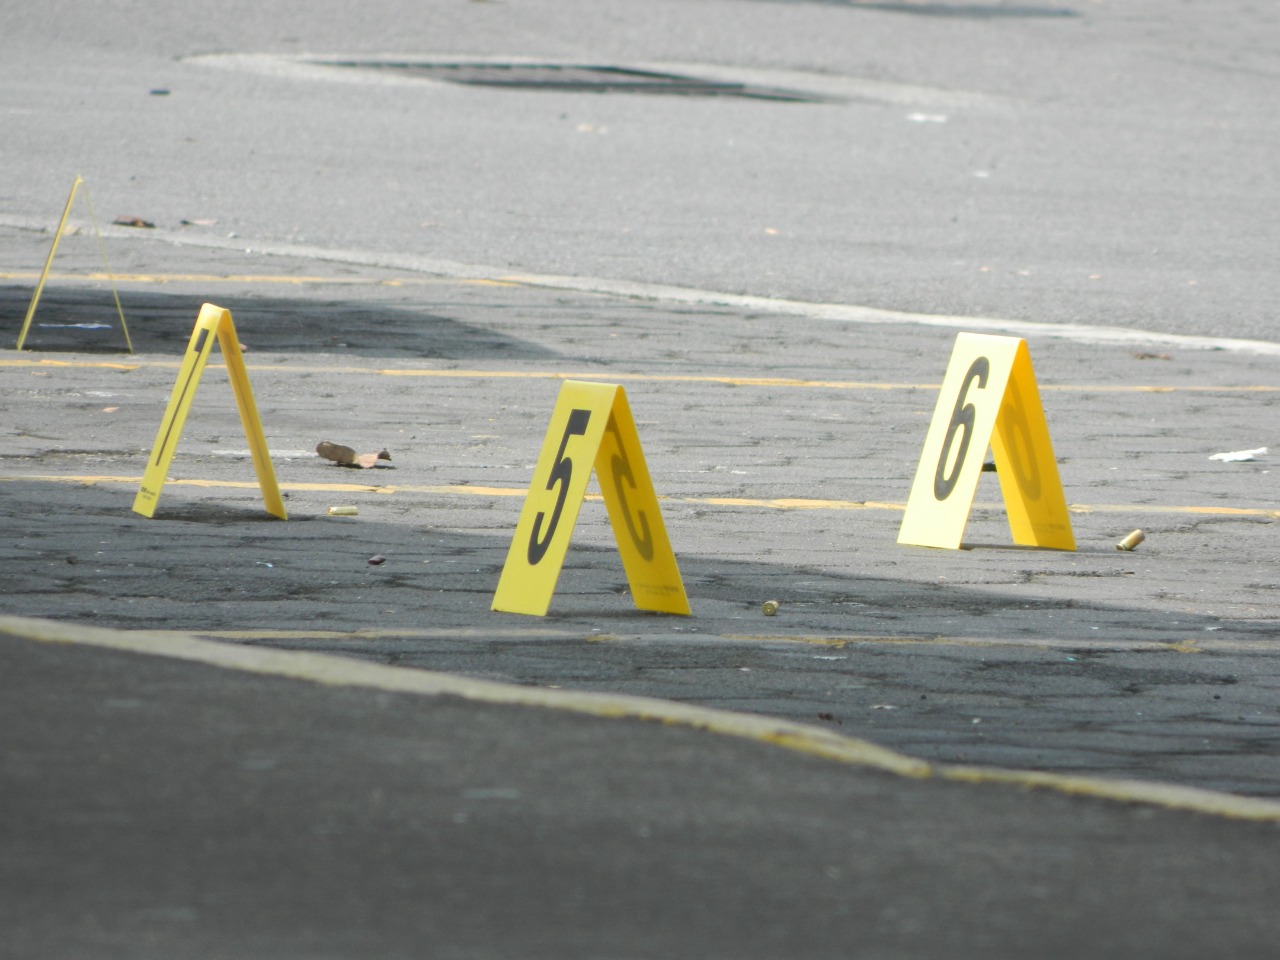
493, 380, 689, 616
528, 409, 592, 565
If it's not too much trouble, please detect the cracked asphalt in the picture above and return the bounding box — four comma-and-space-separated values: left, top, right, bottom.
3, 228, 1279, 799
4, 1, 1280, 955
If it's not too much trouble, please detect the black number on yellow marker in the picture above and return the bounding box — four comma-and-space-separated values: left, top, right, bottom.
608, 422, 655, 562
933, 356, 990, 501
528, 408, 592, 565
999, 381, 1043, 501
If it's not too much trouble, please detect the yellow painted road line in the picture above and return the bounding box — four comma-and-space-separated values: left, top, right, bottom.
1, 358, 142, 371
204, 627, 574, 641
4, 473, 1280, 519
0, 474, 526, 498
1070, 503, 1280, 518
1, 357, 1277, 394
5, 613, 1280, 821
695, 496, 905, 511
0, 271, 518, 287
197, 627, 1266, 655
370, 368, 1280, 394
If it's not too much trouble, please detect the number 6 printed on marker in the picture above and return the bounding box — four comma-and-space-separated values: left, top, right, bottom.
933, 356, 990, 501
899, 332, 1074, 551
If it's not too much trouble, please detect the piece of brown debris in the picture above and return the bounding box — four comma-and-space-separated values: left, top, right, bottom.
316, 441, 392, 469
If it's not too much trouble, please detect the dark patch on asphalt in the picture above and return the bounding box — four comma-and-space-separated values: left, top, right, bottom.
321, 61, 830, 103
749, 0, 1078, 17
1, 285, 559, 360
5, 478, 1280, 797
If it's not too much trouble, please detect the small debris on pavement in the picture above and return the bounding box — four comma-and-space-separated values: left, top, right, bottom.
316, 441, 392, 469
762, 600, 779, 616
356, 450, 391, 468
368, 555, 386, 566
317, 441, 356, 464
1209, 447, 1266, 462
327, 506, 358, 516
113, 216, 155, 228
1116, 529, 1145, 551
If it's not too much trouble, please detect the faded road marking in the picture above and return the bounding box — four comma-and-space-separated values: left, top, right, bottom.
0, 271, 517, 287
5, 613, 1280, 821
1, 356, 1276, 394
3, 473, 1280, 519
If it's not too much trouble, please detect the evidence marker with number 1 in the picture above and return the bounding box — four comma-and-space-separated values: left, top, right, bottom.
132, 303, 285, 520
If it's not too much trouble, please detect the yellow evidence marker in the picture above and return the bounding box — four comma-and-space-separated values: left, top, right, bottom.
492, 380, 690, 617
16, 176, 133, 353
898, 332, 1074, 551
132, 303, 286, 520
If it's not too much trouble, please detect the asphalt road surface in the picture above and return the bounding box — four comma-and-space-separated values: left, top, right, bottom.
3, 2, 1279, 957
3, 0, 1278, 338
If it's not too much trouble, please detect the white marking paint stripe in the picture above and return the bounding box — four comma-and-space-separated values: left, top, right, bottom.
6, 613, 1280, 821
4, 214, 1279, 357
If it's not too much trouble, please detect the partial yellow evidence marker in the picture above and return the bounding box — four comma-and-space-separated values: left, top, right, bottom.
493, 380, 690, 617
15, 176, 132, 353
898, 332, 1074, 551
132, 304, 285, 520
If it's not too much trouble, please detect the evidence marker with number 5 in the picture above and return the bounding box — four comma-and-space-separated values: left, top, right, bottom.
492, 380, 690, 617
898, 333, 1073, 551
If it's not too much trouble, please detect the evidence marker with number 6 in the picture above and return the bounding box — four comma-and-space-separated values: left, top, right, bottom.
898, 332, 1074, 551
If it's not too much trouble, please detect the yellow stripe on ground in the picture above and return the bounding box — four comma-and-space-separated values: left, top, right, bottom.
1, 358, 142, 371
0, 474, 527, 498
1, 356, 1277, 394
378, 368, 942, 389
196, 627, 1261, 655
203, 627, 574, 641
3, 473, 1279, 519
5, 613, 1280, 821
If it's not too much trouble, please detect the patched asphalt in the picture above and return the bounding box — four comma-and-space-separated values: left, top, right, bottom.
3, 225, 1280, 955
5, 617, 1280, 960
5, 1, 1280, 951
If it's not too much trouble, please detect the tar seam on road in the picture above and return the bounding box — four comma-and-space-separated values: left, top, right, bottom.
5, 614, 1280, 822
